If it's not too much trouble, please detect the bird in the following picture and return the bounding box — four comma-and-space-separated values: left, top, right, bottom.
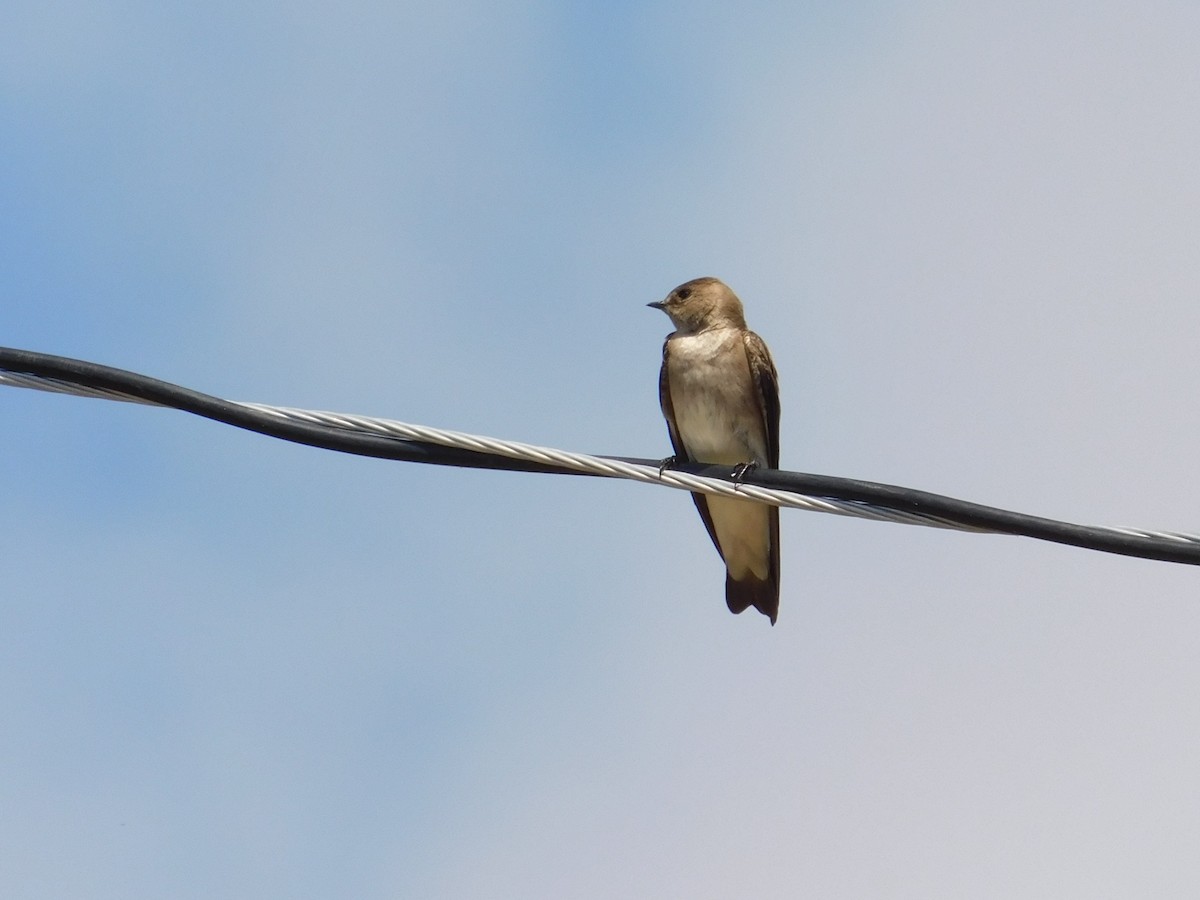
649, 277, 781, 624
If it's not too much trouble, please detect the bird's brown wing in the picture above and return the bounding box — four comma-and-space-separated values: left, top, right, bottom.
744, 330, 780, 469
735, 329, 781, 623
659, 337, 724, 559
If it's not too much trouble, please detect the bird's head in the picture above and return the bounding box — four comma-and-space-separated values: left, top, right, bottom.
648, 277, 747, 333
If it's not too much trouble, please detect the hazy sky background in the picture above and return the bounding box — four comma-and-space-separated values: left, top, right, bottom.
4, 2, 1200, 897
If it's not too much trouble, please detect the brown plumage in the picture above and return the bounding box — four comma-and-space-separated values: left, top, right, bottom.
648, 277, 781, 624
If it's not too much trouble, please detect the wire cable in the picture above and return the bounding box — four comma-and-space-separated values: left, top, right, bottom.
2, 346, 1198, 566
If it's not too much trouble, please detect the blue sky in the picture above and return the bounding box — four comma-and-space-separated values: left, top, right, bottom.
4, 2, 1200, 897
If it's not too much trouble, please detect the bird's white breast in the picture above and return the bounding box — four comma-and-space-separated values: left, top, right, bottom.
667, 327, 767, 465
666, 327, 772, 580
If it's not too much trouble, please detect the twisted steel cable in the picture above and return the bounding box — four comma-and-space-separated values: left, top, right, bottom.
2, 347, 1197, 566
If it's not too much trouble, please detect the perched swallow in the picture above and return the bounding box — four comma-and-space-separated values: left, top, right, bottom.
649, 277, 781, 624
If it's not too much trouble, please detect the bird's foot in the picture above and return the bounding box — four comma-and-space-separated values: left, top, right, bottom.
732, 461, 758, 490
657, 455, 678, 478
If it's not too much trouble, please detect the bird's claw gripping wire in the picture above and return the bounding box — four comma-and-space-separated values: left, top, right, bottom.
657, 455, 678, 478
732, 461, 758, 490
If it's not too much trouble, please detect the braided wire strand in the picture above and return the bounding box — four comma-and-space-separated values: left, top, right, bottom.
2, 353, 1199, 561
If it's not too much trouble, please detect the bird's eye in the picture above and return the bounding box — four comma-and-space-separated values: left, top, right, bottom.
677, 287, 692, 300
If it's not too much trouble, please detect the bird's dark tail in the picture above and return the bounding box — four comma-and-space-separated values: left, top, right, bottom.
726, 573, 779, 625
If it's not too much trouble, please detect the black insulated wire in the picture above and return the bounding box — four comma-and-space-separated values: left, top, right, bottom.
2, 346, 1197, 567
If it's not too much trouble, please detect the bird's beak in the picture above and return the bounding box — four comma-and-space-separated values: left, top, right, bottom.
647, 301, 665, 311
